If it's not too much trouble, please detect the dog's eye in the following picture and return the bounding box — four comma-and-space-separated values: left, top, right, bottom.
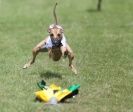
57, 33, 61, 37
50, 33, 54, 37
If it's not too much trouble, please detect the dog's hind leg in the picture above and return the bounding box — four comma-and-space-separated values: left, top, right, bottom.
68, 52, 77, 74
66, 44, 77, 74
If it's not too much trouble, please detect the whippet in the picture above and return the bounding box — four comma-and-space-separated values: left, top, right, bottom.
23, 3, 77, 74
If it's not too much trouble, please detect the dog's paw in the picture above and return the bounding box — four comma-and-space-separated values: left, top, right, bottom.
72, 68, 78, 75
70, 65, 78, 75
23, 63, 30, 69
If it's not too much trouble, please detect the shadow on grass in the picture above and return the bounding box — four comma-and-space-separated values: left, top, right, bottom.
40, 71, 62, 79
86, 9, 101, 13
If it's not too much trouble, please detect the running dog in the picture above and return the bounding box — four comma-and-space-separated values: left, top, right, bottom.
23, 3, 77, 74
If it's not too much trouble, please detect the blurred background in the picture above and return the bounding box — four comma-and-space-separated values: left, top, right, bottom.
0, 0, 133, 112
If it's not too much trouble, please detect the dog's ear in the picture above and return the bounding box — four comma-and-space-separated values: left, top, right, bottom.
60, 28, 64, 33
48, 28, 51, 33
48, 24, 54, 33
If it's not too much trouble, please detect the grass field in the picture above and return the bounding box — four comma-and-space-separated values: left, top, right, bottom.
0, 0, 133, 112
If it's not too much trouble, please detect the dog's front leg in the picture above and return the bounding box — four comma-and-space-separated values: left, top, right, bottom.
23, 47, 40, 69
23, 39, 47, 69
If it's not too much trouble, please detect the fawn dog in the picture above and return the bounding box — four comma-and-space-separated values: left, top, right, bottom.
23, 3, 77, 74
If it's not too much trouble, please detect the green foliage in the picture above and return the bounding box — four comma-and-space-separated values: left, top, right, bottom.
0, 0, 133, 112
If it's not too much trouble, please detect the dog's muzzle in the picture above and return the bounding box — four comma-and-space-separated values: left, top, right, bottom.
51, 38, 62, 48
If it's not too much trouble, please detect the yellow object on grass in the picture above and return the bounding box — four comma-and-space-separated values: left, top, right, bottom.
35, 84, 63, 102
55, 89, 71, 101
35, 88, 54, 102
50, 84, 61, 91
35, 81, 80, 103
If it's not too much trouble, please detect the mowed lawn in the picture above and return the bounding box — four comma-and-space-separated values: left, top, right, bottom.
0, 0, 133, 112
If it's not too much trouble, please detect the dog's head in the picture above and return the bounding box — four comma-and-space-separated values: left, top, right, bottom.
48, 24, 64, 40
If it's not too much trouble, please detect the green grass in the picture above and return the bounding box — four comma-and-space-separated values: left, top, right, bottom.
0, 0, 133, 112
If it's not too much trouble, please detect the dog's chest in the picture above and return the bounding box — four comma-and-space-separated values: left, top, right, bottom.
51, 48, 62, 61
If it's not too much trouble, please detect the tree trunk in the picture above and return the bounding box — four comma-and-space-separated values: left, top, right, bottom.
97, 0, 102, 11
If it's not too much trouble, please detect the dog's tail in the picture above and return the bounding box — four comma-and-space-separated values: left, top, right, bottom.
53, 2, 58, 25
